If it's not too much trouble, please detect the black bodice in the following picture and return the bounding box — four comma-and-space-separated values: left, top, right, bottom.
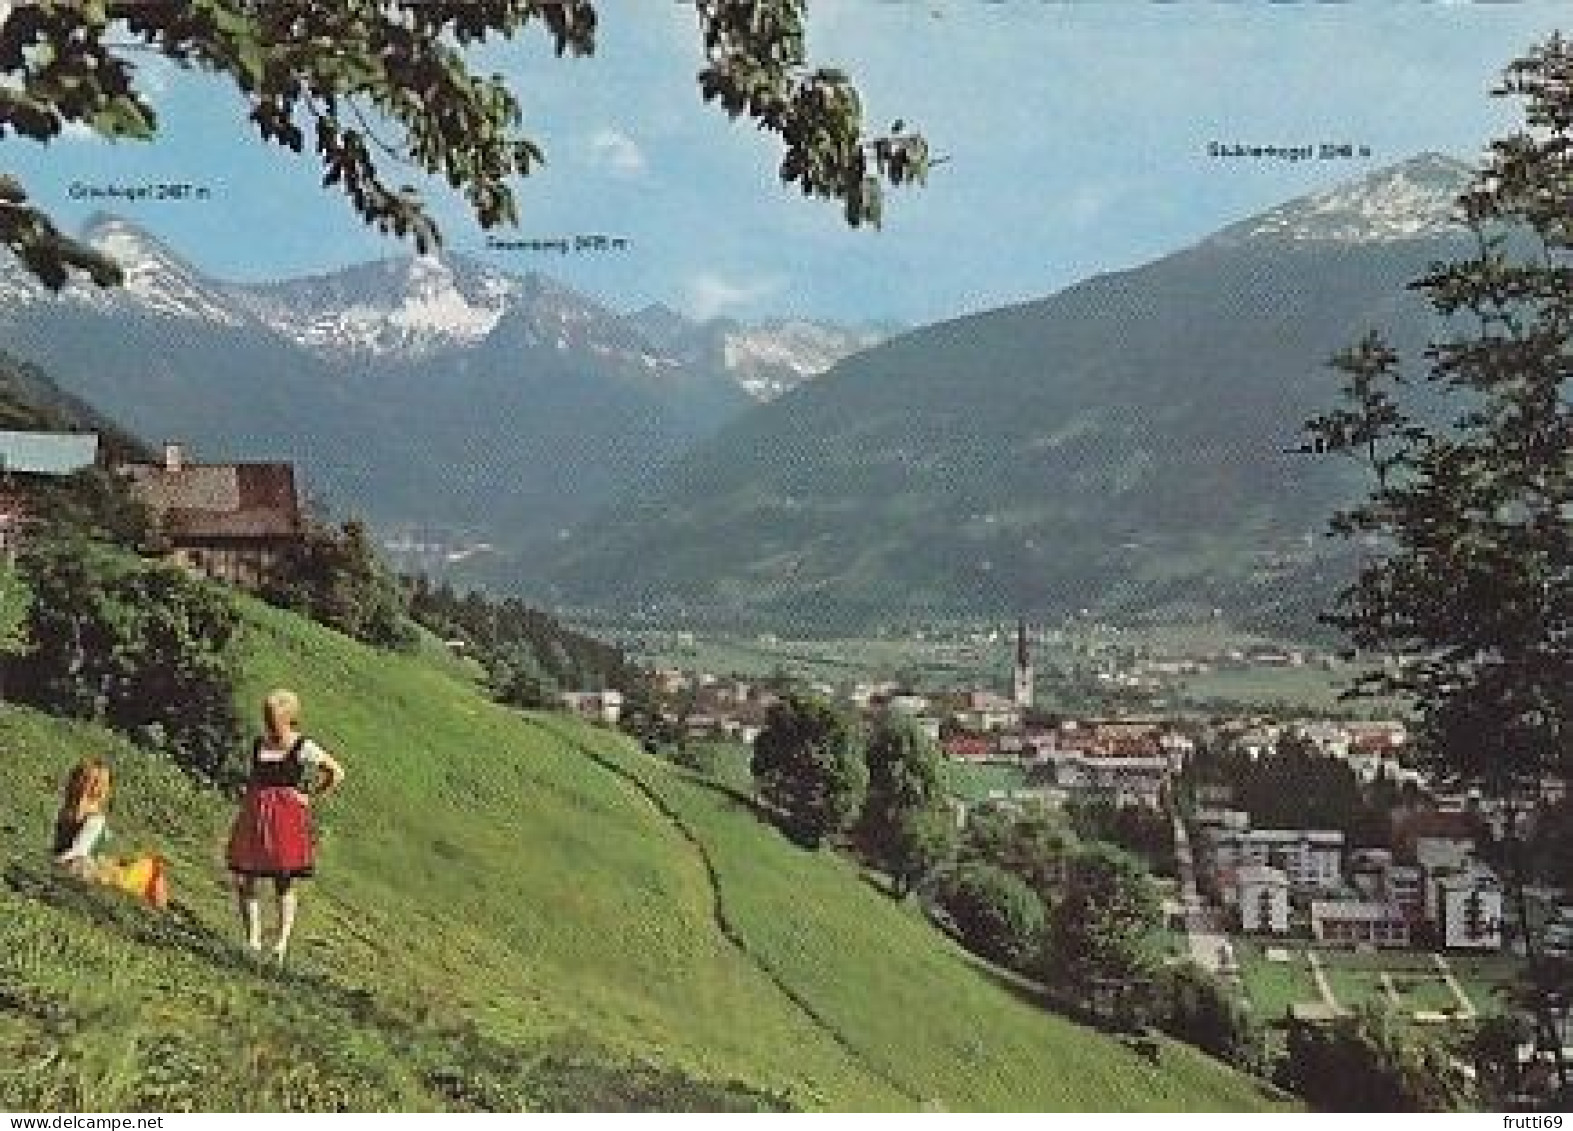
249, 736, 308, 789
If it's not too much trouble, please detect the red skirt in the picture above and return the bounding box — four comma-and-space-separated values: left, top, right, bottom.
227, 786, 315, 878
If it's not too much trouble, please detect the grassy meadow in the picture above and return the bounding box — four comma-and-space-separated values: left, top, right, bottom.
0, 597, 1287, 1112
1233, 939, 1518, 1029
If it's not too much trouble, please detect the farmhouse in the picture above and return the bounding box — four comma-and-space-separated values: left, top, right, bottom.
121, 443, 304, 588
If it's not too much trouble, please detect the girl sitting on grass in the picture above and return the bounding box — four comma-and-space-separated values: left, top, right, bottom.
53, 757, 112, 877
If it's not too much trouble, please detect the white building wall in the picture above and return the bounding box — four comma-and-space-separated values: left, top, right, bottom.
1440, 879, 1504, 950
1239, 878, 1290, 933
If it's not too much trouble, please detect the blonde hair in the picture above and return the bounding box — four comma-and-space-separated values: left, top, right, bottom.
263, 689, 301, 742
60, 758, 111, 825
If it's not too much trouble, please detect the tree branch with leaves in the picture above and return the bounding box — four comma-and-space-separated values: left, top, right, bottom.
0, 0, 929, 290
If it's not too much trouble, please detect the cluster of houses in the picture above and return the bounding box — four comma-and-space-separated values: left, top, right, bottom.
1, 429, 306, 585
1196, 804, 1507, 951
629, 622, 1205, 815
558, 689, 626, 726
11, 425, 1538, 967
1098, 644, 1342, 695
1232, 718, 1423, 787
961, 721, 1191, 812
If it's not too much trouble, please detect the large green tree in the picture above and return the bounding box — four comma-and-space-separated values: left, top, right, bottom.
1153, 961, 1260, 1072
1468, 1013, 1535, 1108
12, 534, 242, 782
1279, 1004, 1472, 1112
859, 711, 955, 894
751, 692, 867, 848
1305, 34, 1573, 1100
0, 558, 30, 699
931, 860, 1045, 971
0, 0, 928, 289
1040, 841, 1160, 1003
263, 517, 416, 650
959, 801, 1078, 906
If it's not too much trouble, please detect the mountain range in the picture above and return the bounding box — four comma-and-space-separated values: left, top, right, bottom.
1, 154, 1479, 632
0, 348, 146, 459
0, 218, 888, 554
538, 153, 1477, 631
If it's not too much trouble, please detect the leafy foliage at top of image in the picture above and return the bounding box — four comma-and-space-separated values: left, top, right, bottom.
0, 0, 927, 289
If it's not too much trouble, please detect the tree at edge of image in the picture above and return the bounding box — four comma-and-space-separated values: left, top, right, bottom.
1304, 33, 1573, 1106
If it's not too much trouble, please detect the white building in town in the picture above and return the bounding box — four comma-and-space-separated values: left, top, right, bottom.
1040, 750, 1169, 810
1209, 828, 1344, 896
953, 691, 1022, 733
1310, 900, 1411, 948
887, 693, 931, 717
559, 689, 624, 725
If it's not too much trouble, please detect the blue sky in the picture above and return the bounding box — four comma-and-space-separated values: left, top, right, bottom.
7, 1, 1567, 325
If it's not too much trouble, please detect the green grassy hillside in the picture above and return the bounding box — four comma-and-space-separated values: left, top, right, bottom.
1, 599, 1287, 1111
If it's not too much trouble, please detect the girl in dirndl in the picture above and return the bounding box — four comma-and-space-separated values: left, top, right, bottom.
227, 689, 345, 962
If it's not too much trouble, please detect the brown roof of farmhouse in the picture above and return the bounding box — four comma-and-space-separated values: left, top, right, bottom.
123, 448, 303, 541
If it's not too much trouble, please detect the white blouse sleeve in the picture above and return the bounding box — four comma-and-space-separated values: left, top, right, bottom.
298, 739, 330, 768
59, 813, 107, 861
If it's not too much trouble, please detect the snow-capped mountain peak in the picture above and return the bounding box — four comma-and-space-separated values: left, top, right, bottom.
372, 254, 511, 343
1210, 152, 1473, 247
18, 213, 248, 324
233, 252, 527, 356
720, 319, 894, 400
0, 215, 893, 397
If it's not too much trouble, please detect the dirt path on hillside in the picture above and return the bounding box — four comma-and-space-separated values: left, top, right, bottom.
529, 719, 925, 1108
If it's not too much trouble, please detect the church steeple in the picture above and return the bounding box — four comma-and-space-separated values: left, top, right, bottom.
1012, 619, 1034, 710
